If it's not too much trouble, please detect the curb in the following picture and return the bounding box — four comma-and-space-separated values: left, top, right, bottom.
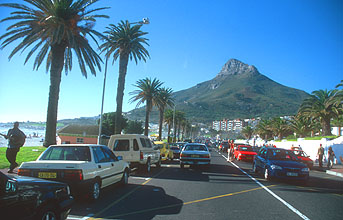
326, 170, 343, 178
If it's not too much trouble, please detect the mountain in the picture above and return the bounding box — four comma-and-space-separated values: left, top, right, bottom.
127, 59, 309, 123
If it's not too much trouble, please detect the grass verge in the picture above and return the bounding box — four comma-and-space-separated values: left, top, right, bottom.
0, 146, 46, 169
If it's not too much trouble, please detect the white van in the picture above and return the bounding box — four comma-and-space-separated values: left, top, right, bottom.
108, 134, 161, 172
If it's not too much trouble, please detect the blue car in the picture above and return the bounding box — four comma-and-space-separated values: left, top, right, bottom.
253, 147, 309, 183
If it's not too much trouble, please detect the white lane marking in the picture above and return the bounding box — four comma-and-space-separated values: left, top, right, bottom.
219, 153, 310, 220
67, 214, 94, 220
130, 176, 150, 180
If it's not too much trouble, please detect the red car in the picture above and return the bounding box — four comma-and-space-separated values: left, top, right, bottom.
291, 150, 314, 169
233, 145, 257, 161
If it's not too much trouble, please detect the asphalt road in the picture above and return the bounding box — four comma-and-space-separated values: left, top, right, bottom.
68, 149, 343, 220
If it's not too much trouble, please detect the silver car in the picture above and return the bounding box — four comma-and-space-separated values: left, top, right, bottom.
180, 143, 211, 168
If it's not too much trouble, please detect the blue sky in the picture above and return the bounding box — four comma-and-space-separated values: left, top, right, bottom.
0, 0, 342, 123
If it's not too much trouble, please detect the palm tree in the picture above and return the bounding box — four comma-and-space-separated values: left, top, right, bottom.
288, 114, 313, 138
268, 117, 290, 140
130, 77, 163, 136
0, 0, 108, 146
155, 87, 174, 141
100, 20, 150, 135
164, 109, 174, 142
298, 89, 341, 136
255, 119, 273, 141
241, 126, 254, 140
175, 111, 186, 141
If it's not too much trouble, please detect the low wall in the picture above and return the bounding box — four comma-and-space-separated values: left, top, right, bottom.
248, 136, 343, 165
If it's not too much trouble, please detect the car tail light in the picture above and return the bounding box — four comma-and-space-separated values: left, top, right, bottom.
64, 169, 83, 181
202, 154, 210, 158
18, 168, 31, 177
140, 151, 144, 160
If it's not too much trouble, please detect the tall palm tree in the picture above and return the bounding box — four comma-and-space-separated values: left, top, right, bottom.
130, 77, 163, 136
0, 0, 108, 147
155, 87, 174, 141
298, 89, 341, 136
100, 20, 150, 135
164, 109, 174, 142
175, 111, 186, 142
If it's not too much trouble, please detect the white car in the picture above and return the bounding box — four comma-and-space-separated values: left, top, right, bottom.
18, 144, 130, 201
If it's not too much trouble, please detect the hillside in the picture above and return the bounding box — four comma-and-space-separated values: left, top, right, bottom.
127, 59, 310, 123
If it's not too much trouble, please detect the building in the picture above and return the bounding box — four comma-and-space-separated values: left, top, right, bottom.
57, 124, 99, 144
212, 119, 247, 132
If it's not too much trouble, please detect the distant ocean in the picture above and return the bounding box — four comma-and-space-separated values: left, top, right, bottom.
0, 125, 45, 147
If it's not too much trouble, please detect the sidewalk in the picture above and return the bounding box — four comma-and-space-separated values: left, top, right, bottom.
312, 162, 343, 178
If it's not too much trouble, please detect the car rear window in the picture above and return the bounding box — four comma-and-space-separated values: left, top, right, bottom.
39, 146, 91, 161
140, 138, 152, 148
184, 145, 207, 151
113, 140, 130, 151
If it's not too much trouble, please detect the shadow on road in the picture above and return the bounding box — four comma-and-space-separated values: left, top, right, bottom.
71, 184, 183, 220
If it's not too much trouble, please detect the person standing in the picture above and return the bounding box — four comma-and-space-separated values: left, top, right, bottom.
317, 144, 324, 168
327, 147, 335, 169
3, 122, 26, 173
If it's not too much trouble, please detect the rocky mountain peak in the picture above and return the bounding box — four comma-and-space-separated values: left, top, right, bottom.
217, 59, 258, 77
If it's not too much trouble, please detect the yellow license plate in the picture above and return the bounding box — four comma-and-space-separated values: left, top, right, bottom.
38, 172, 57, 179
191, 155, 199, 158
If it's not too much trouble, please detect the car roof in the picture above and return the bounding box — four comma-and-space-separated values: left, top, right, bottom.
50, 144, 107, 147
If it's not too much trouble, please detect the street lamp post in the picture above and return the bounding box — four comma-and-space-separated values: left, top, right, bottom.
97, 18, 150, 144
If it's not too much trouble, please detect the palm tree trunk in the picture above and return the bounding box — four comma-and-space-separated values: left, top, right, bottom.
322, 118, 332, 136
115, 53, 129, 134
167, 123, 171, 142
158, 108, 164, 141
44, 45, 65, 147
144, 101, 152, 136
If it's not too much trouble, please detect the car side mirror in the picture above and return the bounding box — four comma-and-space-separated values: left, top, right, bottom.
117, 156, 123, 161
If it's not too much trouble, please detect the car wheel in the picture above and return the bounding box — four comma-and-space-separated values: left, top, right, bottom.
36, 205, 57, 220
89, 180, 100, 201
264, 168, 270, 180
180, 163, 184, 169
120, 170, 129, 185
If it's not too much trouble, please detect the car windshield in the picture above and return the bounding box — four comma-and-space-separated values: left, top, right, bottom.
39, 146, 91, 161
267, 149, 297, 161
184, 145, 207, 151
239, 146, 253, 152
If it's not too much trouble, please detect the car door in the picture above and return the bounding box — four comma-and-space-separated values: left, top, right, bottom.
112, 139, 132, 162
255, 149, 266, 170
92, 147, 115, 188
101, 146, 123, 182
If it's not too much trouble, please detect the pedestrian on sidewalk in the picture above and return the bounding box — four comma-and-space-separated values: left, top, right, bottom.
2, 122, 26, 173
327, 147, 335, 169
317, 144, 324, 168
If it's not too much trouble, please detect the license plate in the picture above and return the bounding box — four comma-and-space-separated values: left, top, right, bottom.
287, 172, 298, 177
191, 155, 199, 158
246, 157, 251, 159
38, 172, 57, 179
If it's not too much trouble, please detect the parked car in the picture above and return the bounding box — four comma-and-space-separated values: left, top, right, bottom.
291, 149, 314, 169
18, 144, 130, 201
169, 144, 181, 159
154, 141, 174, 161
180, 143, 211, 168
0, 171, 73, 220
108, 134, 161, 172
253, 147, 309, 183
233, 145, 257, 161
